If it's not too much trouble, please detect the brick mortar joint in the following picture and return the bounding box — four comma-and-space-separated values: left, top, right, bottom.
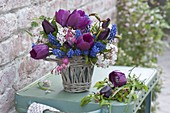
0, 27, 32, 43
0, 50, 30, 68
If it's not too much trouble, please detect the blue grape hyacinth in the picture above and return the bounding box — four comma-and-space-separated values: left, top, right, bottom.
48, 33, 61, 48
107, 24, 116, 40
52, 49, 65, 58
67, 49, 74, 58
90, 45, 100, 57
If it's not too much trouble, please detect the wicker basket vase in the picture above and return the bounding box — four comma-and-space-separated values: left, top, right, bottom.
61, 63, 94, 93
45, 56, 94, 93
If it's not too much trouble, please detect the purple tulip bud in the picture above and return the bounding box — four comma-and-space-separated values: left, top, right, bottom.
98, 28, 110, 40
109, 71, 127, 87
100, 85, 112, 98
42, 19, 55, 34
30, 44, 49, 59
67, 10, 91, 30
55, 9, 70, 27
102, 18, 110, 28
76, 33, 94, 50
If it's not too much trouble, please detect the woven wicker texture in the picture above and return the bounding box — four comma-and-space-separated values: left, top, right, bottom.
45, 56, 94, 93
61, 64, 94, 92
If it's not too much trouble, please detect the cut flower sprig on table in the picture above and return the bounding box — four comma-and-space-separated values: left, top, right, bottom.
29, 9, 120, 72
80, 67, 148, 107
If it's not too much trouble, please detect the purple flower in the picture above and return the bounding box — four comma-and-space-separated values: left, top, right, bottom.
102, 18, 110, 28
98, 28, 110, 40
76, 33, 94, 50
55, 9, 70, 27
109, 71, 127, 87
30, 44, 49, 59
42, 19, 55, 34
67, 10, 91, 30
100, 86, 112, 98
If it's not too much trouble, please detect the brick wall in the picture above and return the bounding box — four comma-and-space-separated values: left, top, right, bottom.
0, 0, 117, 112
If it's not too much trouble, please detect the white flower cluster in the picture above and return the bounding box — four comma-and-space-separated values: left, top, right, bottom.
56, 28, 67, 45
96, 43, 118, 68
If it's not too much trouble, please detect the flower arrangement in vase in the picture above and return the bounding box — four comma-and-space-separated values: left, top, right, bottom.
29, 9, 119, 93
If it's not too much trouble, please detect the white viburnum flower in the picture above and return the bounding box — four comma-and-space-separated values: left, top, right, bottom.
96, 53, 104, 66
57, 28, 67, 45
102, 59, 110, 68
110, 53, 117, 65
57, 34, 66, 45
106, 43, 118, 53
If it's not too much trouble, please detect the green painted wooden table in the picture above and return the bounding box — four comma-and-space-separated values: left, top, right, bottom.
15, 66, 158, 113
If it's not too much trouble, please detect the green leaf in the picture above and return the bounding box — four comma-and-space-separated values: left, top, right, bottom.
132, 94, 137, 100
117, 96, 123, 102
143, 85, 148, 92
91, 22, 98, 34
37, 82, 53, 91
85, 55, 89, 63
40, 31, 48, 38
93, 81, 105, 90
99, 96, 109, 106
80, 95, 92, 106
31, 21, 39, 27
39, 15, 46, 20
25, 30, 33, 37
51, 18, 58, 33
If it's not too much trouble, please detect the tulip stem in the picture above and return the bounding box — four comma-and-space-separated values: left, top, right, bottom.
95, 30, 101, 39
128, 66, 136, 77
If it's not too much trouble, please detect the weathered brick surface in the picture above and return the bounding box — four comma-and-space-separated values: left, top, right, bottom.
0, 64, 17, 94
0, 33, 31, 66
17, 5, 47, 29
0, 0, 31, 13
0, 13, 17, 41
0, 88, 15, 113
0, 0, 117, 113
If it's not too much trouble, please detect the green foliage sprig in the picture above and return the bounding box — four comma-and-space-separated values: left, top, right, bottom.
80, 68, 148, 108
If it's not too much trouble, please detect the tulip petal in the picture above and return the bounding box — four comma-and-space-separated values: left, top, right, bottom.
30, 44, 49, 59
109, 71, 127, 87
76, 16, 91, 29
76, 33, 94, 50
98, 28, 110, 40
55, 9, 70, 27
66, 10, 91, 30
67, 11, 79, 29
42, 19, 55, 34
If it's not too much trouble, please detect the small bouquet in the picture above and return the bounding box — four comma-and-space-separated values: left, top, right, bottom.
80, 67, 148, 109
29, 9, 119, 72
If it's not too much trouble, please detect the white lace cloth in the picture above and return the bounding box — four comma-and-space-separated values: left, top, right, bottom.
27, 102, 60, 113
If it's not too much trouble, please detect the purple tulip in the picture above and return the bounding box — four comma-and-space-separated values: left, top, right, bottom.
30, 44, 49, 59
42, 19, 55, 34
76, 33, 94, 50
98, 28, 110, 40
100, 85, 112, 98
67, 10, 91, 30
109, 71, 127, 87
102, 18, 110, 28
55, 9, 70, 27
